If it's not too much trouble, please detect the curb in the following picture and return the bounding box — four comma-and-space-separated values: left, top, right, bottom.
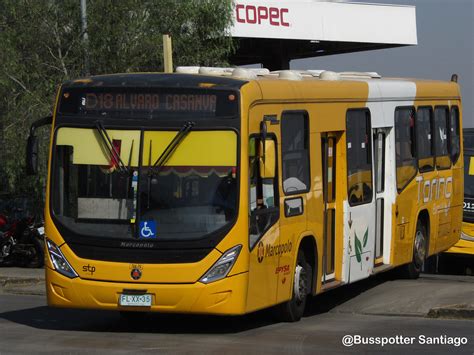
0, 277, 44, 287
427, 304, 474, 320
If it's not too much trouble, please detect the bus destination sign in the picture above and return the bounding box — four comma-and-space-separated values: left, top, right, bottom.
59, 88, 238, 119
84, 93, 217, 113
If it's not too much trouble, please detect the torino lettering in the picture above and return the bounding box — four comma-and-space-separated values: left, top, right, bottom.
415, 176, 453, 203
236, 4, 290, 27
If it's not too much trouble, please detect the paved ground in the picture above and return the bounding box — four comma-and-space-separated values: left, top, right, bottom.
0, 292, 473, 354
0, 267, 44, 284
0, 267, 45, 296
0, 269, 473, 354
323, 274, 474, 318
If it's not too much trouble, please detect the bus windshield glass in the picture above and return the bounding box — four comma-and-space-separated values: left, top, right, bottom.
139, 130, 238, 240
51, 128, 238, 241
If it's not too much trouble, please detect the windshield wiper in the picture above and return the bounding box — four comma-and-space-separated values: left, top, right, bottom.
126, 140, 135, 199
149, 121, 195, 175
94, 120, 129, 174
146, 121, 194, 208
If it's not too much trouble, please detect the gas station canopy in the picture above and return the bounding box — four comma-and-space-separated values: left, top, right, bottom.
230, 0, 418, 69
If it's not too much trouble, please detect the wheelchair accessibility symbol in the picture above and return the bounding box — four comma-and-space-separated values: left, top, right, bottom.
139, 220, 157, 239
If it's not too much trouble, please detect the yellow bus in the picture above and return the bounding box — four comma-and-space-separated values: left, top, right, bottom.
27, 68, 463, 321
441, 128, 474, 273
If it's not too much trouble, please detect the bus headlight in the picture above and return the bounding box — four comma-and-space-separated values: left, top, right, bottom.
199, 245, 242, 284
46, 239, 78, 278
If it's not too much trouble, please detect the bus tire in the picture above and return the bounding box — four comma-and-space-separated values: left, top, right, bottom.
274, 250, 311, 322
402, 220, 427, 279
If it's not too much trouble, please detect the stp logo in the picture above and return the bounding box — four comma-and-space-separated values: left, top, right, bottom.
236, 4, 290, 27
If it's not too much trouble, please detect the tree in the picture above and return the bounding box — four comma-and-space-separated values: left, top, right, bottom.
0, 0, 235, 203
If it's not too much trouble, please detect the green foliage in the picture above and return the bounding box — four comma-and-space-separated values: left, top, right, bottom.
0, 0, 235, 202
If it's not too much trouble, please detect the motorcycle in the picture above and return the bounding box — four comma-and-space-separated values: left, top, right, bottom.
0, 211, 45, 268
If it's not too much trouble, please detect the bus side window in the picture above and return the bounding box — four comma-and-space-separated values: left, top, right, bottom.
450, 106, 460, 164
249, 136, 279, 248
416, 107, 434, 172
395, 107, 417, 191
434, 106, 451, 170
281, 111, 310, 195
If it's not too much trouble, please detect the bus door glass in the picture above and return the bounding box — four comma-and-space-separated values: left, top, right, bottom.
322, 133, 337, 282
277, 111, 310, 303
345, 109, 376, 283
374, 129, 387, 263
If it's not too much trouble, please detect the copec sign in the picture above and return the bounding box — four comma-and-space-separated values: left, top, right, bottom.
235, 4, 289, 27
230, 0, 418, 45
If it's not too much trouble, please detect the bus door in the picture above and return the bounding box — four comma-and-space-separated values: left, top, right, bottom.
247, 111, 281, 312
345, 109, 376, 283
322, 132, 338, 282
373, 129, 389, 265
276, 111, 310, 303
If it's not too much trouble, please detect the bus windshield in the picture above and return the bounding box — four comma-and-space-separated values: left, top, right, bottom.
51, 127, 238, 241
139, 130, 238, 240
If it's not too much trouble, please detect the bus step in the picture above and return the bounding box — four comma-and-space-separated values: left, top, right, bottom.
320, 280, 344, 292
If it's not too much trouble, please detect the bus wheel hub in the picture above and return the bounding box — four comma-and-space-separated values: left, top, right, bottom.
294, 264, 307, 303
414, 230, 426, 267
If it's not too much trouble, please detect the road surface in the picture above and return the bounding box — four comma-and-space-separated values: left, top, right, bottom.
0, 272, 473, 354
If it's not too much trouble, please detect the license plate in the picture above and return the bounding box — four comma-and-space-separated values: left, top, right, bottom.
119, 294, 152, 307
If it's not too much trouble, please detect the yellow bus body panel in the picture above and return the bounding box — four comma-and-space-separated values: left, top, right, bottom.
46, 266, 248, 314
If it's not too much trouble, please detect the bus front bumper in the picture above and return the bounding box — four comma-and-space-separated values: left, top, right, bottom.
46, 267, 248, 315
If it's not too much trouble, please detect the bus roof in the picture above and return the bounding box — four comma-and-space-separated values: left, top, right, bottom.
64, 73, 247, 90
65, 70, 461, 101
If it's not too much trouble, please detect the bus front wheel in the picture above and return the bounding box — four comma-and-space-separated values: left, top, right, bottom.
274, 250, 311, 322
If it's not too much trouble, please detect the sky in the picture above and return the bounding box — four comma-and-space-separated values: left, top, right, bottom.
291, 0, 474, 127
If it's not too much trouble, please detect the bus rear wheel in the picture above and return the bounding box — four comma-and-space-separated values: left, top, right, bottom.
402, 220, 427, 279
274, 250, 311, 322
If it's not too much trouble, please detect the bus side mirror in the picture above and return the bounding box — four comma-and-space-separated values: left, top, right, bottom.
259, 139, 275, 179
25, 115, 53, 176
26, 134, 39, 175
